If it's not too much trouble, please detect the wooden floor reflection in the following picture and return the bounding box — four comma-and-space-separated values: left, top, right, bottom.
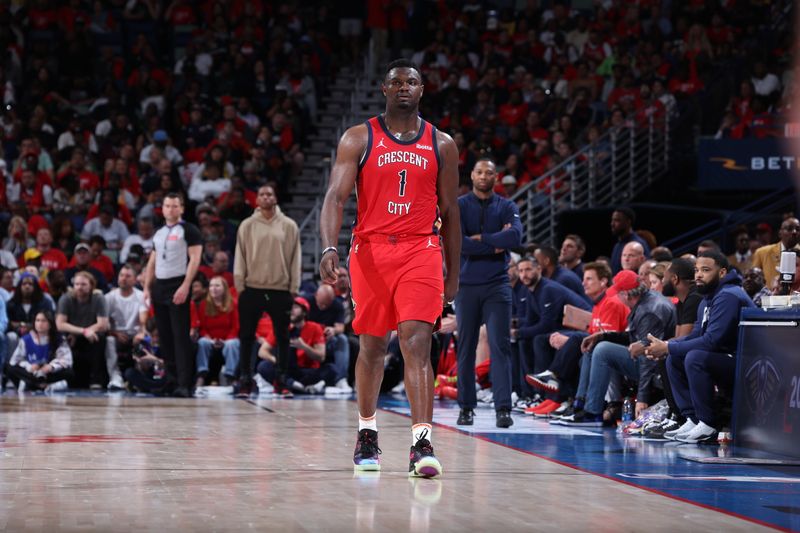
0, 395, 772, 532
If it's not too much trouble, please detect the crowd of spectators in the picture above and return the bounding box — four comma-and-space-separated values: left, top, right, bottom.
379, 1, 792, 189
0, 0, 362, 392
0, 0, 796, 420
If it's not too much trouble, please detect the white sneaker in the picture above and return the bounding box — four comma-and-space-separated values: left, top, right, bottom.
305, 380, 326, 395
44, 380, 68, 393
108, 372, 124, 391
391, 382, 405, 394
253, 374, 273, 394
676, 421, 718, 443
335, 377, 352, 392
665, 419, 696, 440
17, 380, 26, 393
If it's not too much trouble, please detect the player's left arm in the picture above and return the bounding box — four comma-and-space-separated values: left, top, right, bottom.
436, 130, 462, 303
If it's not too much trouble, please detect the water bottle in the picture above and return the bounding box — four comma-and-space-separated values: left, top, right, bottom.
622, 397, 634, 423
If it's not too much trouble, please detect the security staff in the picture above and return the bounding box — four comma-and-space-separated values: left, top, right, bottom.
143, 192, 202, 397
456, 158, 523, 428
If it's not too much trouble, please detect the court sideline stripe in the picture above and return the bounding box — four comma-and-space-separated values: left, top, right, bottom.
244, 399, 274, 413
377, 405, 791, 533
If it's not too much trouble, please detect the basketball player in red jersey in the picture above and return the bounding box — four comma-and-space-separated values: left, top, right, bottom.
320, 59, 461, 478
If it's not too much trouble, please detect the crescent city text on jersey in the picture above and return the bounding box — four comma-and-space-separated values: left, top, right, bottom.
377, 150, 430, 169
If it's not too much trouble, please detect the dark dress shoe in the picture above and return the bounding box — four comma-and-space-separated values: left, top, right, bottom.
457, 408, 474, 425
173, 387, 194, 398
496, 408, 514, 428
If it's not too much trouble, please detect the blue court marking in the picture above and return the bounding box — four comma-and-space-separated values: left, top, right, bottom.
379, 397, 800, 532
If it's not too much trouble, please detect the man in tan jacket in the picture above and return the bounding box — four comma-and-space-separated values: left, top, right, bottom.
752, 217, 800, 289
233, 184, 301, 397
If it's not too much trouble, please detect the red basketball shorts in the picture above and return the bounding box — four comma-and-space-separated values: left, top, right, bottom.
349, 234, 444, 337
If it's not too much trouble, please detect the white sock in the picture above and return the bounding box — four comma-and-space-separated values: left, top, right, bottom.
412, 423, 432, 445
359, 413, 377, 432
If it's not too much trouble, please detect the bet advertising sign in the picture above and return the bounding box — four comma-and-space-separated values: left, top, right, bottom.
697, 138, 794, 190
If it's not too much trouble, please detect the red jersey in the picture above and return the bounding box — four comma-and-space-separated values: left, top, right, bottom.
262, 319, 325, 369
39, 248, 68, 272
589, 292, 630, 334
354, 116, 440, 238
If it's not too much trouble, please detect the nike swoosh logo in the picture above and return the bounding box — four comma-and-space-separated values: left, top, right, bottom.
544, 303, 552, 307
520, 298, 526, 301
514, 214, 520, 217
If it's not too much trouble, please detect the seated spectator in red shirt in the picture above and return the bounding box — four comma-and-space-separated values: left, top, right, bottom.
64, 242, 110, 293
526, 110, 549, 142
668, 61, 705, 97
582, 30, 612, 63
715, 111, 748, 139
12, 152, 54, 187
748, 98, 776, 138
439, 106, 477, 137
255, 296, 335, 394
498, 90, 529, 128
706, 13, 733, 46
198, 250, 235, 290
218, 186, 255, 225
88, 236, 116, 285
525, 139, 552, 178
8, 165, 54, 216
52, 177, 92, 218
635, 84, 666, 126
25, 228, 68, 272
103, 157, 141, 200
215, 103, 250, 138
56, 147, 100, 194
191, 276, 240, 387
607, 72, 641, 110
729, 81, 755, 123
526, 261, 629, 398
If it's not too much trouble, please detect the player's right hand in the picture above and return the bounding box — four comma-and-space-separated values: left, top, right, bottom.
319, 251, 339, 284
